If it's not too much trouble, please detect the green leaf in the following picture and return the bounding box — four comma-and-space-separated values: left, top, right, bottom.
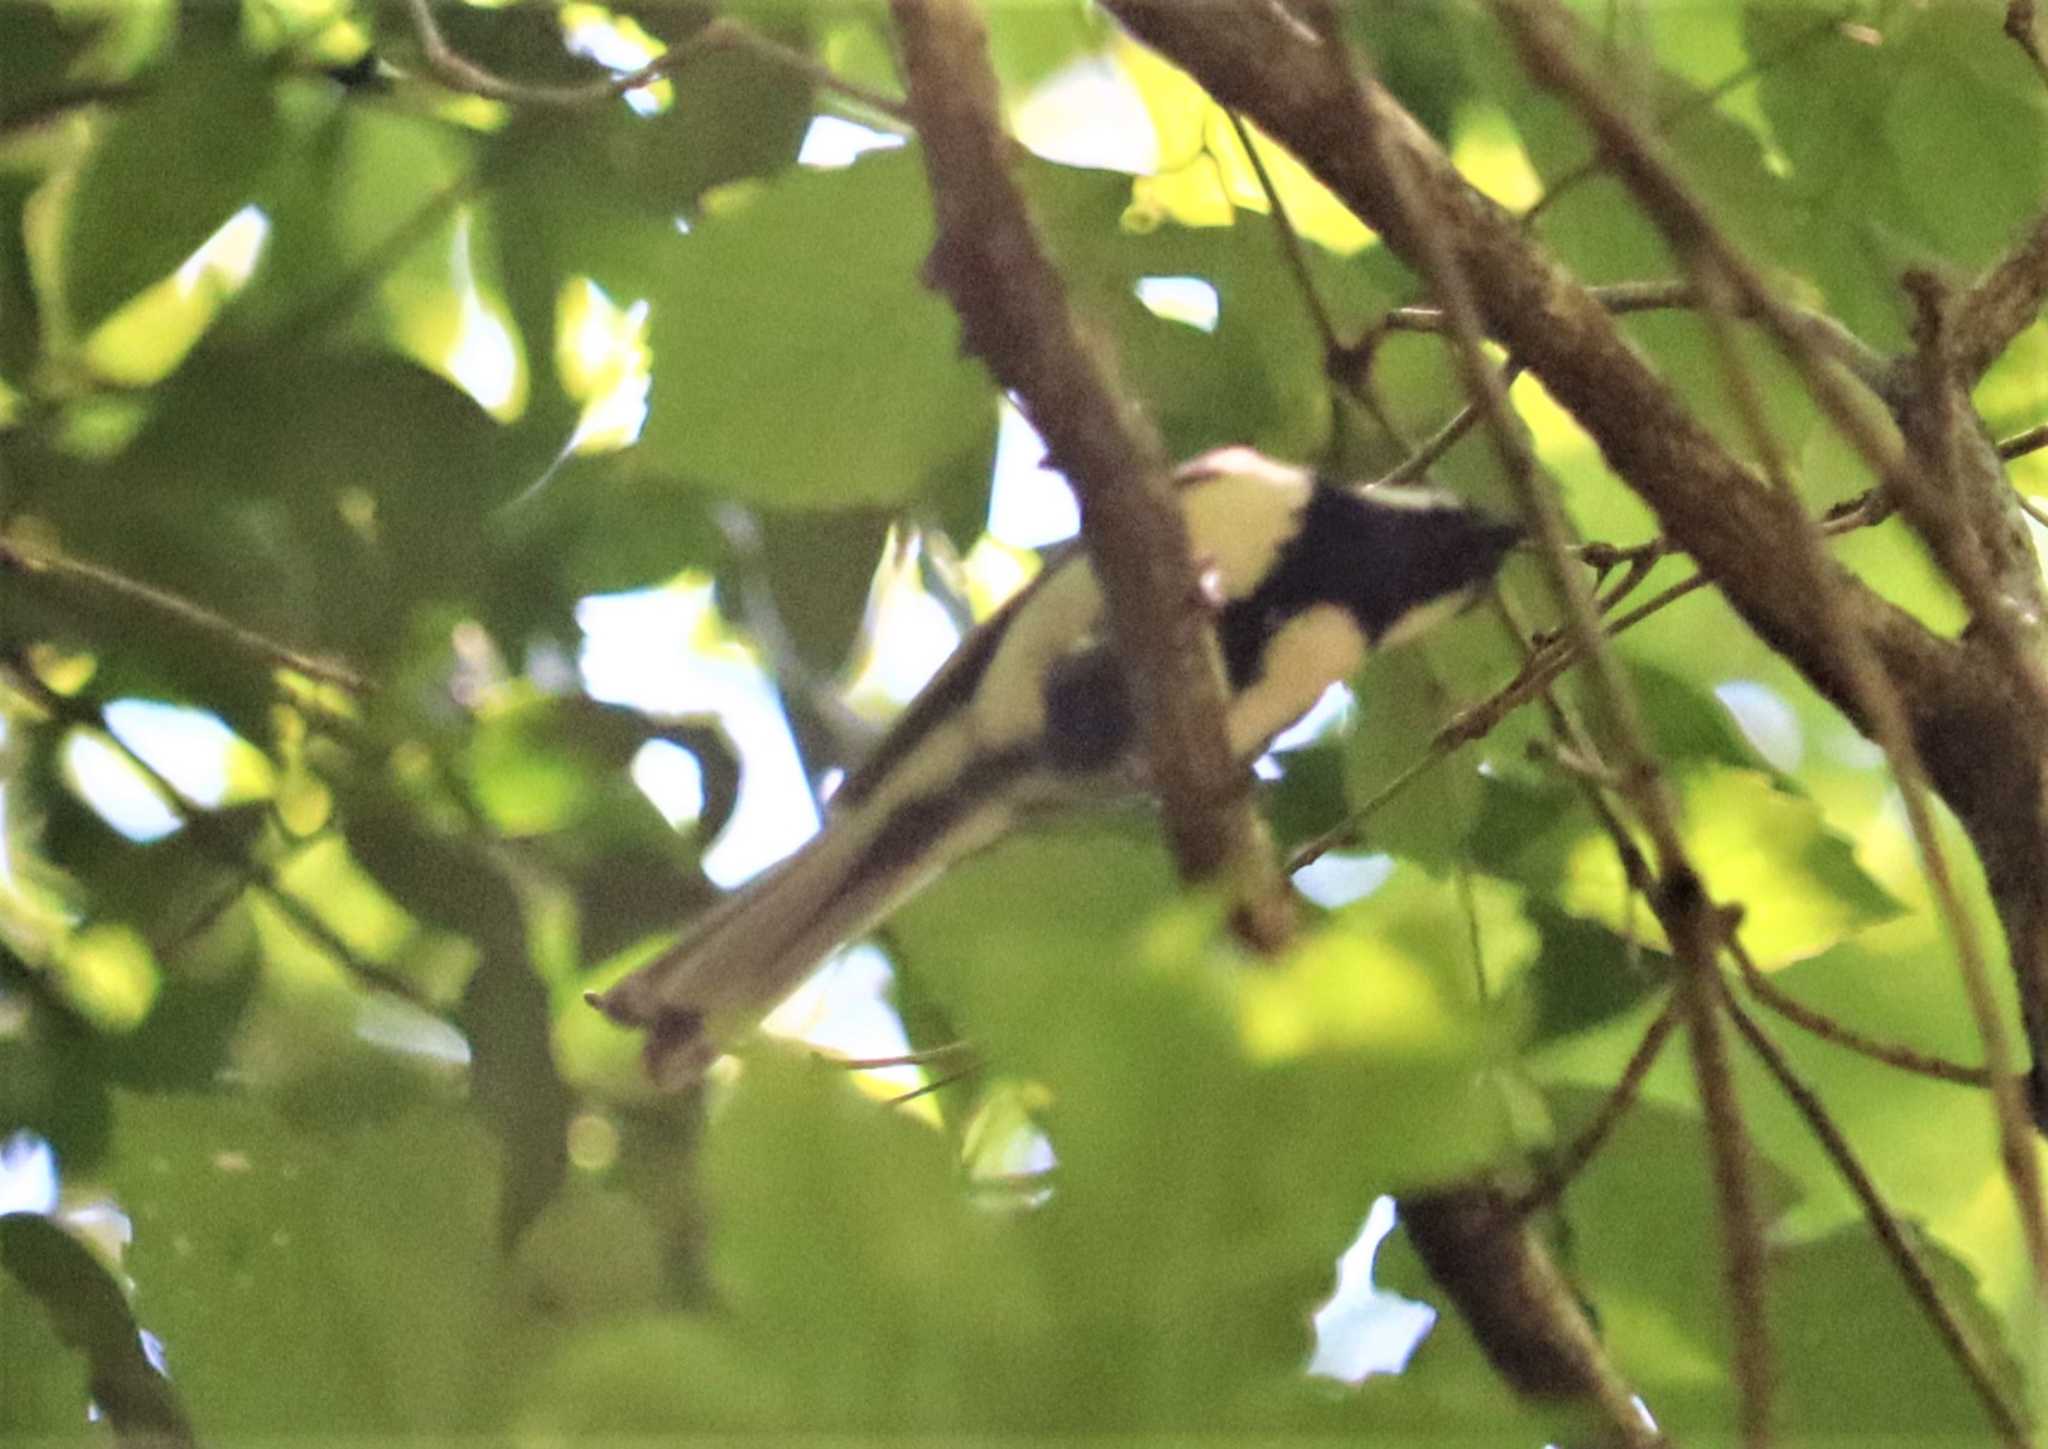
1630, 657, 1787, 780
24, 347, 562, 674
642, 151, 998, 505
497, 142, 997, 510
735, 504, 892, 671
1519, 1092, 1797, 1433
0, 952, 114, 1170
1519, 902, 1673, 1044
1555, 766, 1902, 968
519, 1050, 1054, 1436
617, 7, 816, 211
1770, 1223, 2022, 1437
60, 41, 277, 329
0, 1264, 94, 1444
337, 785, 575, 1245
106, 1094, 511, 1437
1024, 158, 1392, 462
1341, 619, 1539, 869
1750, 4, 2048, 347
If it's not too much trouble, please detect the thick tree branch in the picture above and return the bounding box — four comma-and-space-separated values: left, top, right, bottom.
1095, 0, 2048, 1417
889, 0, 1289, 938
1089, 0, 2048, 1156
1097, 0, 1955, 738
1402, 1183, 1663, 1446
1491, 0, 2048, 1282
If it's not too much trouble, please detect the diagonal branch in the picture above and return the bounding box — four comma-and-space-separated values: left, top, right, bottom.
1954, 209, 2048, 384
1096, 0, 1958, 741
1489, 0, 2048, 1288
889, 0, 1290, 939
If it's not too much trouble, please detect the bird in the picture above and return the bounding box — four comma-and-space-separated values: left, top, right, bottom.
590, 446, 1521, 1086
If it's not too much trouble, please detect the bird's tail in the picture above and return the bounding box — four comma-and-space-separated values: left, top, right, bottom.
589, 787, 1010, 1086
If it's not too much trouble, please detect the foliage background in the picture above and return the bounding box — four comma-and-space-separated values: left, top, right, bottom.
3, 0, 2045, 1443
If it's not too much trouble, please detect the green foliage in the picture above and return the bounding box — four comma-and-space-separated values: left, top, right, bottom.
0, 0, 2041, 1443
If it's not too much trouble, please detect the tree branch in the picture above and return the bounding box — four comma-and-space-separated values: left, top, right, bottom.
400, 0, 911, 122
888, 0, 1290, 940
0, 534, 371, 695
1497, 0, 2048, 1290
1954, 208, 2048, 384
1096, 0, 1955, 740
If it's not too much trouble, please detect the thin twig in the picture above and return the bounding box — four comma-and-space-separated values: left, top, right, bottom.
1499, 0, 2048, 1306
1997, 423, 2048, 461
1223, 109, 1343, 366
1366, 280, 1888, 392
0, 535, 371, 694
1376, 362, 1528, 488
401, 0, 912, 123
824, 1043, 976, 1071
3, 656, 429, 1007
1353, 11, 1775, 1432
887, 1063, 979, 1106
1515, 994, 1682, 1216
1721, 986, 2030, 1447
1728, 939, 1990, 1089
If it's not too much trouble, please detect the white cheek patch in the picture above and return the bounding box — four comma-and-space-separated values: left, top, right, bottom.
1225, 604, 1366, 756
1179, 468, 1312, 600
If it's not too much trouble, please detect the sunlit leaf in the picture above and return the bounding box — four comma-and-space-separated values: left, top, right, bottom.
1558, 766, 1901, 967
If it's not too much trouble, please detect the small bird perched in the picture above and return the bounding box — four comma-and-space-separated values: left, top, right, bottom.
591, 447, 1519, 1085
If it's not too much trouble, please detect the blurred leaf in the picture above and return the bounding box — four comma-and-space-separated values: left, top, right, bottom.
0, 1212, 193, 1446
1263, 736, 1347, 852
0, 1265, 91, 1444
496, 142, 997, 509
1750, 4, 2048, 347
1769, 1222, 2021, 1437
1520, 900, 1673, 1043
1340, 617, 1540, 869
465, 689, 692, 844
620, 6, 816, 211
460, 921, 573, 1249
1341, 0, 1478, 142
17, 353, 514, 673
510, 1178, 668, 1322
734, 505, 891, 671
1025, 155, 1386, 462
60, 40, 277, 330
339, 784, 574, 1244
106, 1093, 513, 1437
1511, 1092, 1796, 1434
0, 3, 108, 128
1630, 657, 1784, 780
1118, 39, 1372, 258
0, 951, 114, 1169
